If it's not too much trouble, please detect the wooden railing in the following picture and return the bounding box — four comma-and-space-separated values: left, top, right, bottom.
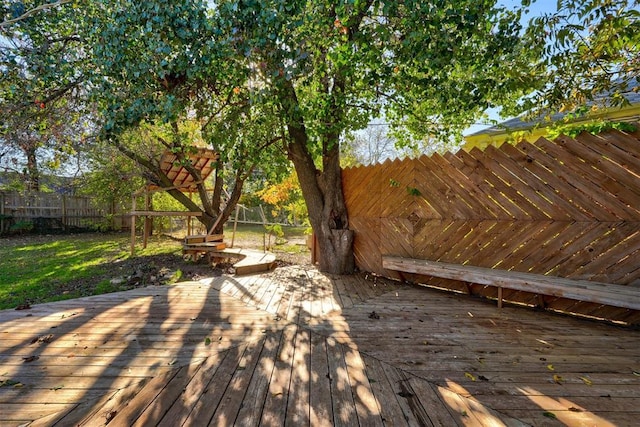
342, 129, 640, 324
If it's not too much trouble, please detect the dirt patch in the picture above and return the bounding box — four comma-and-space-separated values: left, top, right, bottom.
84, 238, 309, 291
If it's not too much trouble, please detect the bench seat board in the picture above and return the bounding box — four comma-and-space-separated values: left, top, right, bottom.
382, 256, 640, 311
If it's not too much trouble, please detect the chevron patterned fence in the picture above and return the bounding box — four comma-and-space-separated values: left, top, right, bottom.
342, 129, 640, 323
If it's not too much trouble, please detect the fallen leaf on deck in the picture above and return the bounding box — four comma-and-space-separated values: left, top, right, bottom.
51, 385, 64, 391
105, 411, 117, 423
464, 372, 476, 381
397, 391, 414, 398
204, 337, 211, 346
633, 370, 640, 377
22, 356, 39, 363
0, 379, 21, 387
368, 311, 380, 319
568, 407, 582, 412
478, 375, 489, 381
553, 374, 563, 384
547, 364, 555, 371
543, 411, 557, 419
579, 376, 593, 386
39, 334, 54, 343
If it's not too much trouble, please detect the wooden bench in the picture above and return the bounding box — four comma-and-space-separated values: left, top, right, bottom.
382, 256, 640, 311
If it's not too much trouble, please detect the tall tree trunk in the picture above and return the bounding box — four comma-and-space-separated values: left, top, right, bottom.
25, 150, 40, 191
24, 145, 40, 192
288, 133, 354, 274
281, 81, 354, 274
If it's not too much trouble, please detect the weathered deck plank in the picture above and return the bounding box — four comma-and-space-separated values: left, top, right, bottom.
1, 266, 639, 426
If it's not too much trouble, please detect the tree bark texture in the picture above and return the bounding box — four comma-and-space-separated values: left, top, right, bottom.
281, 81, 354, 274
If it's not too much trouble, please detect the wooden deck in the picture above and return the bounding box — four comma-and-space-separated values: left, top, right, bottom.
1, 266, 639, 426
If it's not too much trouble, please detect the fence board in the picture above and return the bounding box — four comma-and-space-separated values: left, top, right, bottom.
343, 129, 640, 324
0, 191, 120, 233
500, 143, 592, 220
461, 149, 531, 219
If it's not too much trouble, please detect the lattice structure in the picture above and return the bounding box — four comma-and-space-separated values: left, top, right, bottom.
131, 148, 218, 255
343, 129, 640, 323
149, 148, 219, 192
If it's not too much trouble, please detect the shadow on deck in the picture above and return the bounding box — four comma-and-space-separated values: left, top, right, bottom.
1, 266, 638, 426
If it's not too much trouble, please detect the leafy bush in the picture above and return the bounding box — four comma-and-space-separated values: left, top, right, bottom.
9, 220, 34, 234
548, 120, 637, 139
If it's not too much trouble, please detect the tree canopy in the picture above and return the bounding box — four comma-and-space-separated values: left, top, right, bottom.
4, 0, 636, 272
0, 0, 538, 272
1, 0, 92, 189
522, 0, 639, 115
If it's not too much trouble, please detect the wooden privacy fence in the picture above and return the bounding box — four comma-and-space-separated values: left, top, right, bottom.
0, 191, 123, 234
342, 129, 640, 324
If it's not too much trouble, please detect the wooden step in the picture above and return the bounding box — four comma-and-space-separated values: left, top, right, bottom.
231, 250, 277, 275
183, 242, 227, 252
209, 248, 276, 275
184, 234, 224, 244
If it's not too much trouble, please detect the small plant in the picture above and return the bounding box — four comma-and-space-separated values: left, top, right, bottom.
87, 216, 116, 232
389, 179, 400, 187
10, 220, 34, 234
95, 279, 119, 295
406, 186, 421, 197
168, 269, 183, 284
265, 223, 285, 248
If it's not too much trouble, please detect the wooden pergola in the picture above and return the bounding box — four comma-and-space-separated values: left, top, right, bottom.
130, 148, 219, 255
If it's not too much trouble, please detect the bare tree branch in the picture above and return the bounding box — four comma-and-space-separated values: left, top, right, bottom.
1, 0, 73, 28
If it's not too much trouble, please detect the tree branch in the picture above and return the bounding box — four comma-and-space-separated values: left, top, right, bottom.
1, 0, 73, 28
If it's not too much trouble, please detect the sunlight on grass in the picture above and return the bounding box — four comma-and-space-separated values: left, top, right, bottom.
0, 225, 307, 310
0, 233, 179, 310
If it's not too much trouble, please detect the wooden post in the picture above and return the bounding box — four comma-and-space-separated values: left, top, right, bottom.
61, 195, 67, 230
143, 189, 150, 249
130, 195, 137, 256
187, 192, 193, 236
231, 204, 240, 248
259, 205, 267, 252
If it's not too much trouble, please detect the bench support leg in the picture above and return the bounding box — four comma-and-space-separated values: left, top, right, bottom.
464, 282, 472, 295
497, 287, 503, 309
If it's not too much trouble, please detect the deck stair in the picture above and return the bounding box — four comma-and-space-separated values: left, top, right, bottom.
183, 234, 275, 275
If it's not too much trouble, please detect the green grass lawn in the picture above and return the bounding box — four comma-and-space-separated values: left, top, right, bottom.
0, 224, 309, 311
0, 233, 180, 310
